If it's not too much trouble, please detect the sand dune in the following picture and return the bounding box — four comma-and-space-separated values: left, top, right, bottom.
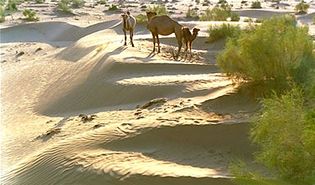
0, 7, 274, 184
3, 120, 250, 185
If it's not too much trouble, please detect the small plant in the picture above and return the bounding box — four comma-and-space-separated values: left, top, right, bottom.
108, 4, 118, 11
251, 1, 262, 9
71, 0, 84, 8
186, 7, 198, 19
135, 13, 147, 24
295, 0, 310, 14
58, 0, 72, 13
23, 9, 39, 21
35, 0, 45, 4
244, 17, 253, 22
0, 5, 5, 22
200, 7, 231, 21
207, 24, 241, 43
146, 4, 168, 15
230, 12, 240, 21
6, 0, 18, 12
97, 0, 106, 5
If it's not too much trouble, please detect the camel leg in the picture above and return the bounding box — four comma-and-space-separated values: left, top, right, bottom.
189, 42, 192, 59
130, 30, 134, 47
151, 33, 156, 52
175, 31, 182, 59
156, 34, 160, 53
184, 41, 188, 59
176, 39, 182, 58
123, 29, 127, 46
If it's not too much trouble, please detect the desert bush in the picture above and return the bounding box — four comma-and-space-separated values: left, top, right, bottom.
186, 7, 198, 19
97, 0, 106, 5
250, 88, 315, 184
243, 17, 253, 22
217, 15, 314, 84
135, 13, 147, 24
35, 0, 45, 3
6, 0, 18, 12
108, 4, 118, 11
207, 24, 241, 43
23, 9, 39, 21
251, 1, 262, 8
200, 7, 230, 21
146, 4, 168, 15
58, 0, 72, 13
295, 0, 310, 14
230, 12, 240, 21
71, 0, 84, 8
0, 5, 4, 22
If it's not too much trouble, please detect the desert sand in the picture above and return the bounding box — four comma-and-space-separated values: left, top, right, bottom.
0, 0, 314, 184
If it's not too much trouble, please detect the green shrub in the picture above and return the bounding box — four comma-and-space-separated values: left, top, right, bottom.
243, 17, 253, 22
146, 4, 168, 15
251, 88, 315, 184
200, 7, 230, 21
58, 0, 72, 13
186, 7, 198, 19
97, 0, 106, 5
108, 4, 118, 11
135, 13, 147, 24
23, 9, 39, 21
295, 0, 310, 14
71, 0, 84, 8
0, 5, 4, 22
251, 1, 262, 9
6, 0, 18, 12
230, 12, 240, 21
207, 23, 241, 43
35, 0, 45, 4
217, 15, 314, 84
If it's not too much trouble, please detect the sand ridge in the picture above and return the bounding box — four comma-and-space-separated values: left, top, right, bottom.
1, 1, 313, 184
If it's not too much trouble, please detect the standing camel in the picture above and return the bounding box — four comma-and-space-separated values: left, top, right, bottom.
121, 11, 136, 47
182, 27, 200, 58
146, 11, 184, 58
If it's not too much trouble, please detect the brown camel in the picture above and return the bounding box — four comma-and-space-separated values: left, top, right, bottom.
121, 11, 136, 47
182, 27, 200, 58
146, 11, 184, 57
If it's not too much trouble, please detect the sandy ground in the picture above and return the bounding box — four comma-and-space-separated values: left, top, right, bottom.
0, 0, 314, 184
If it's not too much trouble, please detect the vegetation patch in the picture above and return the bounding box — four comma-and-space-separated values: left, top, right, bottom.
23, 9, 39, 21
58, 0, 72, 13
207, 23, 241, 43
251, 1, 262, 9
186, 7, 198, 19
146, 4, 168, 15
108, 4, 118, 11
200, 5, 240, 21
217, 15, 314, 85
295, 0, 310, 14
0, 5, 4, 22
135, 13, 147, 24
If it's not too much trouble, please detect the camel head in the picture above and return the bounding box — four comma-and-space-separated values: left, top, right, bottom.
121, 12, 129, 20
192, 28, 200, 35
146, 11, 157, 21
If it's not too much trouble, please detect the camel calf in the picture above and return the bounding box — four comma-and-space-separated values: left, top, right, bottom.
121, 11, 136, 47
182, 27, 200, 58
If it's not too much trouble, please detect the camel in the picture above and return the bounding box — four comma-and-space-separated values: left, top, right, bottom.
121, 11, 136, 47
146, 11, 184, 57
182, 27, 200, 58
